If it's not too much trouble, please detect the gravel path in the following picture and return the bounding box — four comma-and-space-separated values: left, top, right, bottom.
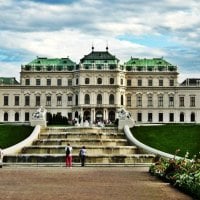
0, 167, 192, 200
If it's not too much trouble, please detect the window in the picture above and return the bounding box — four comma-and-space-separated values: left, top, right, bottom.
25, 96, 30, 106
159, 79, 163, 86
46, 96, 51, 106
25, 79, 30, 85
179, 96, 184, 107
127, 95, 131, 106
180, 112, 184, 122
75, 94, 78, 105
110, 78, 114, 84
148, 113, 152, 122
85, 78, 90, 84
121, 95, 124, 105
169, 113, 174, 122
47, 79, 51, 86
57, 96, 62, 106
4, 112, 8, 121
68, 79, 72, 86
84, 94, 90, 104
15, 96, 19, 106
148, 96, 153, 107
138, 79, 142, 86
36, 96, 40, 106
36, 79, 41, 86
169, 79, 174, 86
57, 79, 62, 86
190, 96, 195, 107
191, 113, 195, 122
76, 78, 79, 85
68, 96, 73, 106
158, 96, 163, 107
15, 112, 19, 121
97, 94, 102, 104
109, 94, 114, 105
25, 112, 29, 121
148, 79, 153, 86
137, 96, 142, 107
159, 113, 163, 122
97, 78, 102, 84
137, 113, 142, 122
127, 79, 131, 86
4, 96, 8, 106
121, 79, 123, 85
169, 96, 174, 107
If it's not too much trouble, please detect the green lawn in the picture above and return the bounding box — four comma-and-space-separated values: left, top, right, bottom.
131, 124, 200, 158
0, 125, 34, 149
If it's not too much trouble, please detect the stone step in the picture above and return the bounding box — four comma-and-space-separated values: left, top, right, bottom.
33, 139, 128, 146
39, 132, 125, 140
21, 145, 138, 154
3, 154, 155, 164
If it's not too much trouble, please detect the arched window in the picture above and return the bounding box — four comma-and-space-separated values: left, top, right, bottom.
97, 78, 102, 84
121, 95, 124, 105
191, 112, 195, 122
180, 112, 184, 122
4, 112, 8, 121
97, 94, 102, 104
110, 78, 114, 84
84, 94, 90, 104
15, 112, 19, 121
109, 94, 114, 105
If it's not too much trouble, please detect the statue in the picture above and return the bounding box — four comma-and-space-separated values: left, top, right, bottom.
31, 106, 47, 127
117, 108, 134, 129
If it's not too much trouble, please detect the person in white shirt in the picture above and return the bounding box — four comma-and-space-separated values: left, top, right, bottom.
79, 146, 87, 167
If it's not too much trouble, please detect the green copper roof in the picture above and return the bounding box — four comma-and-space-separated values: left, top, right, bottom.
28, 57, 76, 66
80, 51, 119, 63
0, 77, 19, 85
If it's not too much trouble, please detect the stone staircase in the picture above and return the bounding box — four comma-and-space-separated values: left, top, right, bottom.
3, 127, 155, 166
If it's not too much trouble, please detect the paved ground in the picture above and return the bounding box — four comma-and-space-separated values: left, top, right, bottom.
0, 167, 192, 200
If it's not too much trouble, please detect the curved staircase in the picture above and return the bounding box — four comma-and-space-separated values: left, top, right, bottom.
3, 127, 155, 167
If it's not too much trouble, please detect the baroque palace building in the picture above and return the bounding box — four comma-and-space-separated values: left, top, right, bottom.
0, 47, 200, 124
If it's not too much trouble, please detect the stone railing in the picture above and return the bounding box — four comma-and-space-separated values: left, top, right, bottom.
2, 125, 41, 155
124, 125, 183, 160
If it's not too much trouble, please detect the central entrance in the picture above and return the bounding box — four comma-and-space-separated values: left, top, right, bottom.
96, 110, 103, 122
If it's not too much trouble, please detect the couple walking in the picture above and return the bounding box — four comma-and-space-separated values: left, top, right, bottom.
65, 144, 86, 167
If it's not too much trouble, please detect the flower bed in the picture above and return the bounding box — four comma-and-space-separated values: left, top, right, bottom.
149, 153, 200, 199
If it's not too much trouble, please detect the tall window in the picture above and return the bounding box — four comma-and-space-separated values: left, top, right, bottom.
97, 78, 102, 84
159, 79, 163, 86
127, 79, 131, 86
179, 96, 184, 107
169, 113, 174, 122
57, 96, 62, 106
36, 96, 40, 106
148, 113, 153, 122
121, 95, 124, 105
137, 113, 142, 122
158, 113, 163, 122
121, 79, 123, 85
138, 79, 142, 86
25, 112, 29, 121
15, 96, 20, 106
36, 79, 41, 86
47, 79, 51, 86
25, 79, 30, 85
57, 79, 62, 86
191, 113, 195, 122
190, 96, 195, 107
84, 94, 90, 104
15, 112, 19, 121
4, 112, 8, 121
4, 96, 8, 106
25, 96, 30, 106
109, 94, 114, 105
169, 96, 174, 107
148, 96, 153, 107
180, 112, 184, 122
137, 96, 142, 107
75, 94, 78, 105
76, 78, 79, 85
158, 96, 163, 107
110, 78, 114, 84
68, 79, 72, 86
127, 95, 131, 106
85, 78, 90, 84
46, 96, 51, 106
169, 79, 174, 86
97, 94, 102, 104
148, 79, 153, 86
68, 96, 73, 106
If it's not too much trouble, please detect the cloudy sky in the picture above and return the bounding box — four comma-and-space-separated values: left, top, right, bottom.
0, 0, 200, 82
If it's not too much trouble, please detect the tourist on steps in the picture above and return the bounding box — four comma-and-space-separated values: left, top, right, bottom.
79, 146, 87, 167
65, 143, 73, 168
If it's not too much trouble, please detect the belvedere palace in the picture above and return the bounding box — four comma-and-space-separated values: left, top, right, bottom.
0, 47, 200, 124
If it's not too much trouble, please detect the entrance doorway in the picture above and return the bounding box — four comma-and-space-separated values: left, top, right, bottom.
109, 111, 115, 122
84, 110, 91, 121
96, 110, 103, 122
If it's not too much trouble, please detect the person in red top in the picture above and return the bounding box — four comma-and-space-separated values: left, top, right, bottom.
65, 143, 73, 168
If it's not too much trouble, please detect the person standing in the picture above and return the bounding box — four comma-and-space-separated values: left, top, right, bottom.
79, 146, 87, 167
65, 143, 73, 168
0, 146, 3, 168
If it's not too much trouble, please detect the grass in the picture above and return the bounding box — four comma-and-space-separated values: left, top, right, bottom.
0, 125, 34, 149
131, 124, 200, 158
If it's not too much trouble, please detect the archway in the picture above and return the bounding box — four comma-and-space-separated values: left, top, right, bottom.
84, 110, 91, 121
96, 110, 103, 122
